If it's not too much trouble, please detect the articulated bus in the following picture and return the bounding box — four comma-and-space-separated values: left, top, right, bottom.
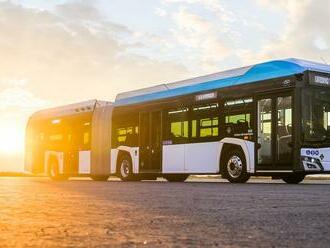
25, 58, 330, 183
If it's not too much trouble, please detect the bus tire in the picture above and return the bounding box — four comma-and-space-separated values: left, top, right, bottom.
164, 174, 189, 182
117, 154, 137, 181
91, 175, 109, 181
48, 158, 68, 181
223, 149, 250, 183
282, 174, 305, 184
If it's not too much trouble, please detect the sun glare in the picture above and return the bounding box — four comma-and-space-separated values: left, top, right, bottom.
0, 122, 24, 154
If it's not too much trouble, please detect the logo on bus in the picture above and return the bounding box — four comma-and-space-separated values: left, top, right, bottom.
282, 79, 291, 87
306, 150, 319, 156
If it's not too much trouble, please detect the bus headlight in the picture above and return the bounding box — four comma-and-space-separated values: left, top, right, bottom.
301, 156, 323, 171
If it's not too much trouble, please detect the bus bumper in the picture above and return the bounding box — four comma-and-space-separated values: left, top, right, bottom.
301, 148, 330, 172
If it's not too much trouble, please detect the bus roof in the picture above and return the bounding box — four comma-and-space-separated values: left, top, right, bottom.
29, 100, 112, 121
115, 58, 330, 106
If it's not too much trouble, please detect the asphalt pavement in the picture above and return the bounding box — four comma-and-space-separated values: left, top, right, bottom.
0, 177, 329, 247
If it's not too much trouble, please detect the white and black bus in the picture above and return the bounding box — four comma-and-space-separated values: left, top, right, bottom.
25, 100, 114, 180
25, 58, 330, 183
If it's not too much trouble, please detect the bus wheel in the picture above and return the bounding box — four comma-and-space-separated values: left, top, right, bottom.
282, 174, 305, 184
91, 175, 109, 181
118, 154, 136, 181
223, 149, 250, 183
48, 158, 68, 181
164, 174, 189, 182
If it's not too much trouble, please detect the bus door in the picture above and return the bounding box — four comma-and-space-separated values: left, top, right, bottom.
139, 111, 162, 172
256, 93, 293, 171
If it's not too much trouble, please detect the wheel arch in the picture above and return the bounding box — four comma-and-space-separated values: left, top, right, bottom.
116, 149, 133, 173
219, 138, 255, 174
114, 146, 139, 174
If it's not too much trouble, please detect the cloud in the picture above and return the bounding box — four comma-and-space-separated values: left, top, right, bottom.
163, 0, 235, 24
172, 8, 231, 61
0, 86, 48, 112
157, 0, 237, 71
55, 1, 103, 21
0, 1, 190, 171
242, 0, 329, 64
257, 0, 310, 14
161, 3, 236, 72
314, 37, 329, 51
0, 78, 28, 87
160, 0, 273, 72
0, 1, 188, 104
163, 0, 224, 12
155, 7, 167, 17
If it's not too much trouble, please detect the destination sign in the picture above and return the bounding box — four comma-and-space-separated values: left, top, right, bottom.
195, 92, 217, 101
314, 75, 330, 85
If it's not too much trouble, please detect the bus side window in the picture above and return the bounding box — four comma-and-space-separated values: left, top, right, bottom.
224, 98, 254, 140
170, 121, 188, 138
191, 103, 219, 141
67, 116, 92, 150
166, 107, 189, 144
115, 126, 138, 147
200, 117, 218, 137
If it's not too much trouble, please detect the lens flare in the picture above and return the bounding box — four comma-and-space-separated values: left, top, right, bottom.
0, 122, 24, 154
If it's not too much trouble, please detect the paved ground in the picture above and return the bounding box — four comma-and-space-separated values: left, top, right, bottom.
0, 177, 330, 247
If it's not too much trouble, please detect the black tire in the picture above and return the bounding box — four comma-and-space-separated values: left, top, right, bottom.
164, 174, 189, 182
282, 174, 305, 184
91, 175, 109, 181
222, 149, 250, 183
48, 158, 68, 181
117, 154, 138, 181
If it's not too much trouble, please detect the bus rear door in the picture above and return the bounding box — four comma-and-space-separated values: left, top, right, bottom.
139, 111, 162, 173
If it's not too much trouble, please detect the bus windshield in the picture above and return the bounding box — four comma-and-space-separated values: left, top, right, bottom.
302, 87, 330, 142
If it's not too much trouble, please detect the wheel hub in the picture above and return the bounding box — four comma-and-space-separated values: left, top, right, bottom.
120, 160, 130, 178
227, 155, 243, 178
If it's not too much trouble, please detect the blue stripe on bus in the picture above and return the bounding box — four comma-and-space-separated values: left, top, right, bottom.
115, 59, 330, 106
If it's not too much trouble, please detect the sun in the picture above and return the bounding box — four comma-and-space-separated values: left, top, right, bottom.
0, 122, 25, 155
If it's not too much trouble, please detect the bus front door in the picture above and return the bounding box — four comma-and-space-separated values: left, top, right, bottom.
139, 111, 162, 173
256, 94, 293, 171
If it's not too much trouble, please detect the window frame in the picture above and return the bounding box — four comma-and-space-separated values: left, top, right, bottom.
223, 97, 254, 140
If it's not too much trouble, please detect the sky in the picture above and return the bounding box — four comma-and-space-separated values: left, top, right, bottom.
0, 0, 330, 171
